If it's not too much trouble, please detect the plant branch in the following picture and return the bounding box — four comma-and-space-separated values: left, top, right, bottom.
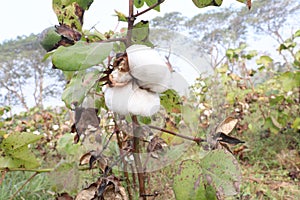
133, 0, 165, 18
147, 125, 205, 145
1, 165, 92, 173
126, 0, 135, 47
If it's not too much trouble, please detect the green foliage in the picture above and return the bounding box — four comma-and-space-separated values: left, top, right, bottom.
134, 0, 160, 11
192, 0, 223, 8
173, 149, 241, 199
145, 0, 160, 11
0, 132, 42, 169
134, 0, 144, 8
61, 70, 100, 109
52, 0, 93, 30
0, 171, 52, 200
200, 150, 241, 197
160, 89, 182, 113
173, 159, 212, 200
115, 10, 128, 22
132, 20, 153, 46
2, 0, 300, 199
39, 26, 62, 52
52, 41, 113, 71
49, 161, 79, 195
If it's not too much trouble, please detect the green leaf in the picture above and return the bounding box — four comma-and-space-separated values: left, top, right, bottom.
138, 116, 152, 125
53, 0, 93, 10
192, 0, 223, 8
145, 0, 160, 11
57, 133, 81, 156
52, 41, 113, 71
292, 118, 300, 130
294, 50, 300, 67
62, 70, 100, 109
132, 20, 153, 46
216, 64, 229, 74
264, 117, 280, 134
39, 26, 62, 52
173, 160, 217, 200
52, 0, 94, 30
269, 95, 284, 106
114, 10, 127, 22
256, 55, 273, 67
0, 132, 43, 169
134, 0, 144, 8
276, 71, 300, 92
278, 39, 297, 53
200, 149, 242, 197
0, 106, 10, 117
160, 89, 181, 113
49, 161, 79, 195
294, 30, 300, 38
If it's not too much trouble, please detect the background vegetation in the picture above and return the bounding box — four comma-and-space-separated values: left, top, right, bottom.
0, 0, 299, 199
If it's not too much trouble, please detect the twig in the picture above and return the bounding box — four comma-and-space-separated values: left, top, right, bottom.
9, 172, 39, 200
133, 0, 165, 18
99, 130, 115, 155
96, 37, 127, 44
147, 125, 205, 145
1, 165, 92, 173
0, 169, 7, 185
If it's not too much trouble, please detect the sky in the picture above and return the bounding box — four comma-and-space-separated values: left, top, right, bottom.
0, 0, 244, 42
0, 0, 247, 114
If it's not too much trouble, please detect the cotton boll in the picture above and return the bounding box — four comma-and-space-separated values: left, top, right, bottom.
126, 45, 171, 93
128, 85, 160, 116
104, 81, 160, 116
104, 83, 132, 115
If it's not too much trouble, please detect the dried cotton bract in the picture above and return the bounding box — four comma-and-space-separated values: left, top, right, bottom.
104, 45, 170, 117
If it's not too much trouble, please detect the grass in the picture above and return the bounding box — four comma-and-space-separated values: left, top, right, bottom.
0, 171, 53, 200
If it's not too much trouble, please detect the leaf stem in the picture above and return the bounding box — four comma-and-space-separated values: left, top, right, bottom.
97, 37, 127, 43
147, 125, 205, 145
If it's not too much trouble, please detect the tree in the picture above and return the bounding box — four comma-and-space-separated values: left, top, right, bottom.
151, 0, 300, 70
0, 35, 65, 112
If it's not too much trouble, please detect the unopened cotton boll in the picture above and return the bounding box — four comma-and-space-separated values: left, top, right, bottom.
104, 81, 160, 116
126, 45, 171, 93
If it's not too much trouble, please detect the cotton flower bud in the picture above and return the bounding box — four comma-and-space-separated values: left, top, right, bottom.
126, 45, 171, 93
104, 81, 160, 116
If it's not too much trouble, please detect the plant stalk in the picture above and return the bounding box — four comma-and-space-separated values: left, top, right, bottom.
132, 115, 146, 200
